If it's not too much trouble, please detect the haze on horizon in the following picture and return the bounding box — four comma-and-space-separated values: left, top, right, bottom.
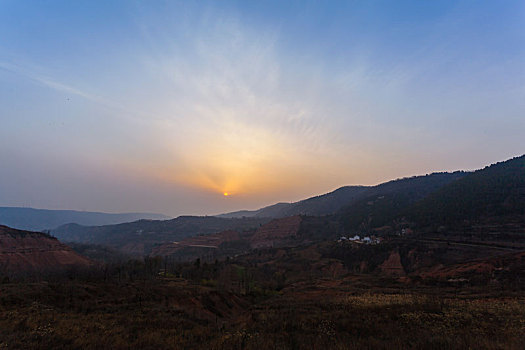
1, 1, 524, 217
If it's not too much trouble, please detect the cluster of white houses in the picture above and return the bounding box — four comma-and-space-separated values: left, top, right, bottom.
338, 235, 381, 245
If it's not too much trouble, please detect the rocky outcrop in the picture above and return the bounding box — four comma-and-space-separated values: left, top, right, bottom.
0, 225, 92, 272
379, 249, 405, 276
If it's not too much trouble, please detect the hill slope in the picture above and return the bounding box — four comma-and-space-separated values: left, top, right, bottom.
339, 172, 468, 232
217, 186, 378, 218
52, 216, 270, 255
219, 172, 467, 220
409, 155, 525, 226
335, 154, 525, 244
0, 225, 92, 273
0, 207, 169, 232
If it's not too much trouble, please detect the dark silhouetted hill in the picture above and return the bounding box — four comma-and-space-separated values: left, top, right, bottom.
219, 172, 468, 222
218, 186, 369, 218
408, 154, 525, 227
336, 154, 524, 241
339, 172, 468, 232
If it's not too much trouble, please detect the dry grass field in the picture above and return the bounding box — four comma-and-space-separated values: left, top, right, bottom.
0, 272, 523, 349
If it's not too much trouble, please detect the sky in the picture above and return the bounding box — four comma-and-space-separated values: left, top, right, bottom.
1, 0, 524, 217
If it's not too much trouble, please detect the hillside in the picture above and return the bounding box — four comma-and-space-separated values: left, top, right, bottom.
1, 226, 524, 349
150, 215, 343, 261
52, 216, 270, 255
0, 207, 169, 232
409, 155, 525, 227
334, 155, 525, 249
220, 173, 466, 220
0, 225, 92, 273
217, 202, 291, 218
217, 186, 369, 218
337, 172, 467, 232
249, 215, 303, 248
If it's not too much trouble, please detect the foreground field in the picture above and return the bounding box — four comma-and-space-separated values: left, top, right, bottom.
0, 275, 523, 350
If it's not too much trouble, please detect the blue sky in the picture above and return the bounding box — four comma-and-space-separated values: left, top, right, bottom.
1, 1, 524, 216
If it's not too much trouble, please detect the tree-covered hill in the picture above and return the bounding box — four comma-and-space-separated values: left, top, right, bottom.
338, 172, 467, 232
408, 155, 525, 226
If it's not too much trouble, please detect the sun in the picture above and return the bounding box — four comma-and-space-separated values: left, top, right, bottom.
223, 192, 230, 196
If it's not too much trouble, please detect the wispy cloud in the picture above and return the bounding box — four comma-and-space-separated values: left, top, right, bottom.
0, 59, 155, 123
127, 10, 360, 196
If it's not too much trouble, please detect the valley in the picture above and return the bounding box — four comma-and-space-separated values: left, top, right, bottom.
0, 155, 523, 349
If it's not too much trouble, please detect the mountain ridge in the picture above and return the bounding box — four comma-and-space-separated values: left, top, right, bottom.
218, 172, 466, 219
0, 207, 170, 232
407, 154, 525, 228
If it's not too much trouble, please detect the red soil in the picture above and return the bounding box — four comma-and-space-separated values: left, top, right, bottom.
250, 216, 302, 249
418, 251, 525, 279
0, 225, 92, 272
152, 230, 241, 256
379, 250, 405, 276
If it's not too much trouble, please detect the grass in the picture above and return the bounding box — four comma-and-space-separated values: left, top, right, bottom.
0, 276, 523, 349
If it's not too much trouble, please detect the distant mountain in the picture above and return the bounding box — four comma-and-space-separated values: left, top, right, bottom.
52, 216, 270, 255
0, 207, 170, 232
0, 225, 92, 273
